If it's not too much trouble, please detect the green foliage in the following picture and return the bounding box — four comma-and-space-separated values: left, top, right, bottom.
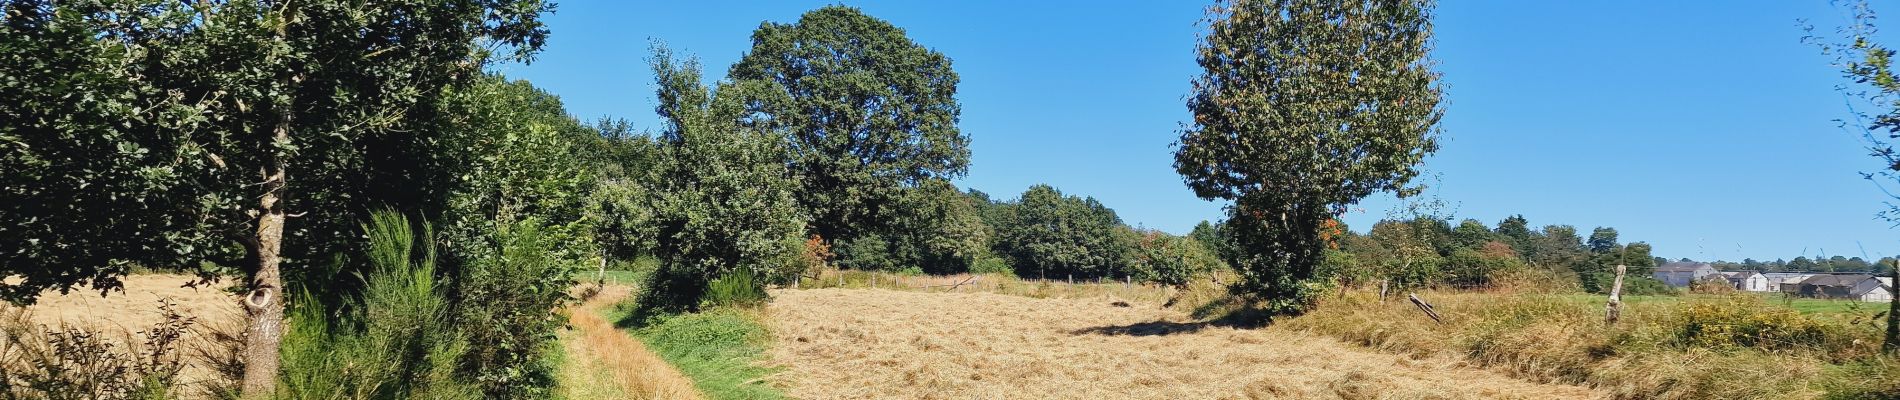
0, 0, 554, 302
635, 47, 806, 315
1129, 231, 1224, 286
1173, 0, 1443, 313
621, 308, 782, 400
969, 253, 1015, 277
704, 269, 769, 309
449, 218, 573, 398
992, 185, 1135, 280
280, 211, 477, 400
730, 5, 969, 245
1442, 247, 1526, 287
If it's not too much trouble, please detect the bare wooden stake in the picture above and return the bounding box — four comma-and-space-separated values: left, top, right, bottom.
1379, 279, 1390, 302
1408, 293, 1443, 324
1605, 264, 1627, 325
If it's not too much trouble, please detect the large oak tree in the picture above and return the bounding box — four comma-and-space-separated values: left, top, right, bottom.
729, 6, 969, 247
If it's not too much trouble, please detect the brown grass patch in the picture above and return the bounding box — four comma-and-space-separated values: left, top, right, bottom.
5, 274, 242, 398
558, 284, 701, 400
765, 288, 1603, 399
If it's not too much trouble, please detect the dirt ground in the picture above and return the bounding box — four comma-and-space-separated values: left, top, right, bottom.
766, 288, 1604, 400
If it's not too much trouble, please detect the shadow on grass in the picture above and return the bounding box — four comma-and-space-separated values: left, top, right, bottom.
1071, 307, 1281, 337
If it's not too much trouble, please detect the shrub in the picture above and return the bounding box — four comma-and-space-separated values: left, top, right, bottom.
1673, 296, 1858, 355
450, 218, 574, 398
705, 269, 768, 308
279, 211, 477, 400
0, 303, 192, 400
969, 253, 1014, 277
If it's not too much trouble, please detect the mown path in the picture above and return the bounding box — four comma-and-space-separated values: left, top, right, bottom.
557, 285, 702, 400
765, 288, 1604, 400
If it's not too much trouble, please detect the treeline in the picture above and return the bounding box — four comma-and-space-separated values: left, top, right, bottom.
1206, 214, 1667, 294
1699, 256, 1899, 275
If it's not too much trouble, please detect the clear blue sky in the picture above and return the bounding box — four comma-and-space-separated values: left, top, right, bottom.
499, 0, 1899, 262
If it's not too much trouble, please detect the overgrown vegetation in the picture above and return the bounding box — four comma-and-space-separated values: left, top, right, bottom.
0, 304, 192, 400
612, 307, 781, 400
1280, 289, 1896, 399
280, 212, 476, 399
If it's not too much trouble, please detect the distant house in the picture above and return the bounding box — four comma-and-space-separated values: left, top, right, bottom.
1791, 274, 1895, 302
1719, 271, 1769, 292
1653, 262, 1717, 287
1762, 273, 1817, 293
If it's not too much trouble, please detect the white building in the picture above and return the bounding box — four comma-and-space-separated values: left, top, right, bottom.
1720, 271, 1770, 292
1762, 272, 1817, 293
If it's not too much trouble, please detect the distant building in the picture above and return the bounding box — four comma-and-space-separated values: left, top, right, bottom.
1791, 274, 1894, 302
1653, 262, 1717, 287
1762, 273, 1817, 293
1718, 271, 1769, 292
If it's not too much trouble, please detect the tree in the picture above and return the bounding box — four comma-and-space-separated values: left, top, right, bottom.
1174, 0, 1443, 313
1587, 227, 1619, 254
994, 185, 1134, 280
730, 5, 969, 245
1451, 219, 1497, 250
635, 48, 806, 315
1494, 215, 1535, 256
0, 1, 550, 394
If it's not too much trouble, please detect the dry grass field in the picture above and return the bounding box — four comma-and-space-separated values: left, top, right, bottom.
766, 288, 1604, 400
4, 274, 243, 397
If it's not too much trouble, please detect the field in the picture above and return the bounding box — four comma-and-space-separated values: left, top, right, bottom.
4, 274, 243, 397
765, 287, 1603, 399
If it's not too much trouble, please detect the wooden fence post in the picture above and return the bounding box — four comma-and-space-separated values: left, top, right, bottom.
1606, 264, 1626, 325
1379, 279, 1390, 302
1408, 293, 1443, 324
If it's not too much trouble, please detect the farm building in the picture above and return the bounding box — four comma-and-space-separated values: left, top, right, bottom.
1653, 261, 1717, 287
1717, 271, 1769, 291
1763, 272, 1817, 292
1789, 274, 1894, 302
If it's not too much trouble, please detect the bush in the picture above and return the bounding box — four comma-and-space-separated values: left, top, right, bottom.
705, 269, 768, 308
1673, 296, 1858, 355
279, 211, 478, 400
969, 253, 1014, 277
450, 218, 574, 398
0, 303, 192, 400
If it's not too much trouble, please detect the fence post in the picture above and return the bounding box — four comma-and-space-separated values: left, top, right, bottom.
1606, 264, 1627, 325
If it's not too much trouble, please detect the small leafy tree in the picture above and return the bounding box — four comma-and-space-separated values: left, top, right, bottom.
635, 47, 806, 315
729, 5, 970, 245
1174, 0, 1443, 313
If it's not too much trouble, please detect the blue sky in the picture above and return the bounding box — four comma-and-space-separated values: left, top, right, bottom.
499, 0, 1898, 262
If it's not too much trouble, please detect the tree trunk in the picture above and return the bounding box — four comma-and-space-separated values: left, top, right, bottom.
239, 96, 294, 398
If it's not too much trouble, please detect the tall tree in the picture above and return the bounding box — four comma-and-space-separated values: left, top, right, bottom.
729, 5, 969, 245
1174, 0, 1443, 313
994, 185, 1134, 280
0, 0, 549, 394
1587, 227, 1619, 254
635, 48, 806, 315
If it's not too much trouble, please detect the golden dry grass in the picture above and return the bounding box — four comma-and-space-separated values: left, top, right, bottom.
558, 284, 702, 400
5, 274, 243, 398
765, 288, 1604, 400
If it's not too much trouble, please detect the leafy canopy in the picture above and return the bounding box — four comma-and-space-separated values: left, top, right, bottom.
1174, 0, 1443, 313
729, 5, 969, 243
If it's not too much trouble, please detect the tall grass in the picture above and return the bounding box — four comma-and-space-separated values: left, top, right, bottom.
0, 303, 192, 400
1279, 289, 1896, 399
278, 211, 478, 399
614, 307, 780, 400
